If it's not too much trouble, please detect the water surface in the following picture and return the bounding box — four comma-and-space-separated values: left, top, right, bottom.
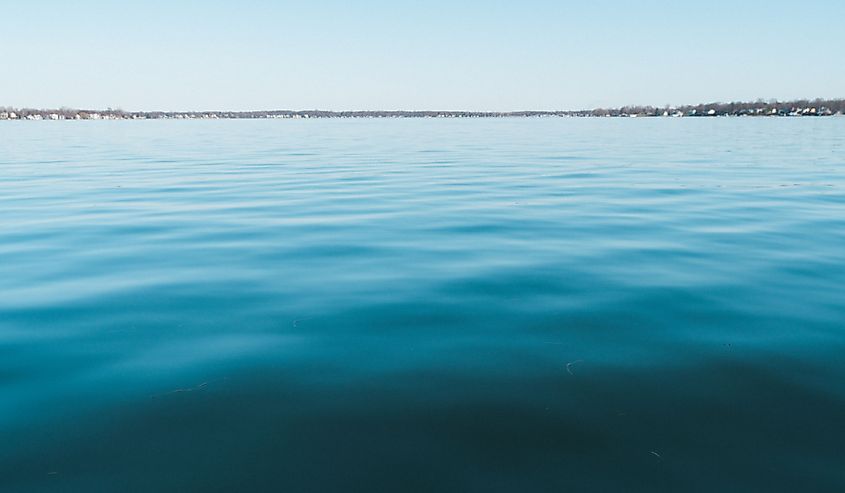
2, 118, 844, 491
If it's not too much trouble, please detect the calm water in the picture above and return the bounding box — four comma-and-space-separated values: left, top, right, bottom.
1, 118, 844, 492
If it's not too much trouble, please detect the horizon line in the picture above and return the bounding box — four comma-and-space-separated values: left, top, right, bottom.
3, 98, 845, 120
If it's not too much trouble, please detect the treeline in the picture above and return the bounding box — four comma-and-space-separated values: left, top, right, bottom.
590, 98, 845, 117
2, 99, 844, 120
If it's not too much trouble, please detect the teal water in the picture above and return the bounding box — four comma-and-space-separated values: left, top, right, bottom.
2, 118, 844, 492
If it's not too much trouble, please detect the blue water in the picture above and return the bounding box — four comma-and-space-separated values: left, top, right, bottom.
2, 118, 844, 492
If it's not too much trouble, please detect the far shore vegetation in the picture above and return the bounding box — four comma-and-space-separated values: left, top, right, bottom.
2, 98, 844, 121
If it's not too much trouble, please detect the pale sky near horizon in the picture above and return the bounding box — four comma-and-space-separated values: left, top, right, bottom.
2, 0, 843, 111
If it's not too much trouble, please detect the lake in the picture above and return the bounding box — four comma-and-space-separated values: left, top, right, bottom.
2, 118, 844, 491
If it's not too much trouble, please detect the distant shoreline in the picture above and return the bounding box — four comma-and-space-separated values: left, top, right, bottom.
2, 99, 844, 120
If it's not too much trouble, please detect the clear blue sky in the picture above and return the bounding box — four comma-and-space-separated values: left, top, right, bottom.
2, 0, 843, 111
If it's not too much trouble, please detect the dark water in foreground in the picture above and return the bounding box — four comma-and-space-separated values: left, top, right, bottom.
1, 118, 844, 492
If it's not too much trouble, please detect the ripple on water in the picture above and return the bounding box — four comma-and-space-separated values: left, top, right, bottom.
1, 118, 845, 491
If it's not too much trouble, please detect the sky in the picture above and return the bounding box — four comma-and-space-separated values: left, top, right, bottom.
2, 0, 843, 111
